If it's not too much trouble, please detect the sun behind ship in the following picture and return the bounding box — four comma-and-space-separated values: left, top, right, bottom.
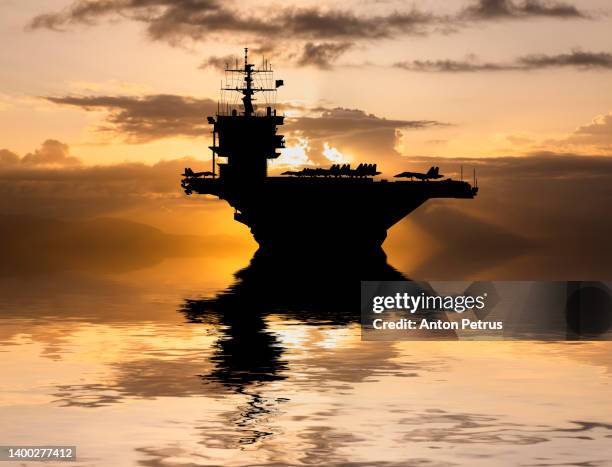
181, 49, 478, 258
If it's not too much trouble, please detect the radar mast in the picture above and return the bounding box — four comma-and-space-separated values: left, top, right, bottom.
220, 48, 282, 117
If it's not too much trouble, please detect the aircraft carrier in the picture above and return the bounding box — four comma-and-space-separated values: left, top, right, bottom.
181, 49, 478, 256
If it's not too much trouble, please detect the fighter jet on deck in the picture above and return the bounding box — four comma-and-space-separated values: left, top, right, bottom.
394, 166, 444, 181
282, 163, 380, 178
182, 168, 215, 178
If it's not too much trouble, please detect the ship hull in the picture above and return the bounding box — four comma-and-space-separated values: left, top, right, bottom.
184, 177, 477, 255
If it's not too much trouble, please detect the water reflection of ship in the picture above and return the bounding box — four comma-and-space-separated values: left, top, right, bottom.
180, 250, 417, 445
182, 249, 408, 381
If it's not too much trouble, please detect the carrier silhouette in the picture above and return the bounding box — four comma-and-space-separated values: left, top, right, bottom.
181, 49, 478, 255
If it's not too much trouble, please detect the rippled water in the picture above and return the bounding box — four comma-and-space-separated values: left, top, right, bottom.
1, 255, 611, 466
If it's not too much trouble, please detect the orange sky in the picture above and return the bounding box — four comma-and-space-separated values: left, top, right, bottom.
1, 0, 612, 167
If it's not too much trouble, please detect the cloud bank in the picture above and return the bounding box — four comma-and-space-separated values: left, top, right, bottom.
463, 0, 587, 19
394, 50, 612, 72
46, 94, 217, 142
29, 1, 439, 42
28, 0, 590, 68
44, 94, 445, 168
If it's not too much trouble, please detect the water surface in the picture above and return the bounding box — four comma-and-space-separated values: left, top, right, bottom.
1, 255, 611, 466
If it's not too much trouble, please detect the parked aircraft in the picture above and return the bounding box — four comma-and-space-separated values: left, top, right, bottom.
394, 166, 443, 181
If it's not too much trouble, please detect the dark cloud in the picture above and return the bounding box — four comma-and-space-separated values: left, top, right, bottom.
394, 50, 612, 72
0, 140, 208, 219
0, 149, 20, 165
29, 1, 439, 43
43, 94, 444, 166
394, 59, 514, 72
29, 0, 588, 43
518, 50, 612, 69
22, 139, 82, 165
284, 107, 446, 166
46, 94, 217, 142
571, 113, 612, 139
286, 107, 443, 137
297, 42, 353, 69
1, 140, 81, 166
28, 0, 590, 70
278, 7, 437, 40
520, 0, 585, 17
552, 112, 612, 149
199, 54, 238, 72
463, 0, 587, 19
